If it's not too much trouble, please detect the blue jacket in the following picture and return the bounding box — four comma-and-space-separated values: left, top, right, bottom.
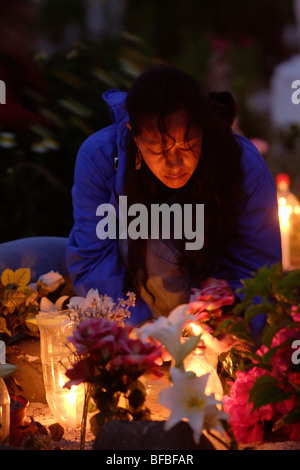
66, 89, 282, 329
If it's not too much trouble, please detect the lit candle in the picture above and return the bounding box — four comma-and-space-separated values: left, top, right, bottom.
183, 347, 223, 401
46, 374, 85, 429
278, 197, 293, 270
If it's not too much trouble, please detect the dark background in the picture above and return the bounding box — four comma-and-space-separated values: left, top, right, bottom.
0, 0, 298, 243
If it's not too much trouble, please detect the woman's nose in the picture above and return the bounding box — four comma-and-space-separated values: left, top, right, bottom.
165, 147, 183, 169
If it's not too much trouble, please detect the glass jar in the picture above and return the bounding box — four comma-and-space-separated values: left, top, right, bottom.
0, 377, 10, 444
36, 311, 85, 428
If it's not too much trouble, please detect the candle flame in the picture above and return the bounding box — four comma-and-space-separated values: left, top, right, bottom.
278, 197, 293, 229
189, 322, 202, 336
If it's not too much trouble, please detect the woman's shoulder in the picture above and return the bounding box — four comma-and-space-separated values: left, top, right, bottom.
234, 133, 276, 196
79, 124, 117, 158
234, 133, 271, 176
73, 124, 118, 180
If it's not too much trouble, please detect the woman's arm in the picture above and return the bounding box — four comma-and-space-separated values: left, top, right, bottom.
66, 127, 153, 326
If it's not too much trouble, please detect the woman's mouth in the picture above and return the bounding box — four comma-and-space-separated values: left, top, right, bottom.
164, 173, 187, 181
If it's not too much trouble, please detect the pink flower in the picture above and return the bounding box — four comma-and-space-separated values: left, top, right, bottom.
111, 338, 163, 378
269, 328, 300, 377
291, 305, 300, 322
64, 358, 94, 388
68, 317, 129, 358
224, 368, 274, 444
65, 316, 164, 391
189, 278, 235, 321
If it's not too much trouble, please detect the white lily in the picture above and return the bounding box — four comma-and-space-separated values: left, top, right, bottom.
68, 288, 109, 311
39, 296, 69, 313
138, 304, 198, 365
159, 367, 227, 444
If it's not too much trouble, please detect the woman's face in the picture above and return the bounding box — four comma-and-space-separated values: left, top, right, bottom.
131, 110, 202, 188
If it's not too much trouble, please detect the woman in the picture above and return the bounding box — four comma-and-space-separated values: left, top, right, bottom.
66, 65, 281, 330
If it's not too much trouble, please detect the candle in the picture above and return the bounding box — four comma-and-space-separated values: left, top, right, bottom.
183, 323, 224, 401
45, 374, 85, 429
184, 347, 223, 401
278, 197, 292, 270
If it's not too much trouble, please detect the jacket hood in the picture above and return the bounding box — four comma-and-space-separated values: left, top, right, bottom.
102, 89, 128, 125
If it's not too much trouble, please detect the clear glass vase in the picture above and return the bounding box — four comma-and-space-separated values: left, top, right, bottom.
0, 377, 10, 444
36, 311, 85, 428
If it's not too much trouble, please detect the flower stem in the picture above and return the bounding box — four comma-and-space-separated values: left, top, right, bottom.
80, 383, 92, 450
205, 429, 234, 450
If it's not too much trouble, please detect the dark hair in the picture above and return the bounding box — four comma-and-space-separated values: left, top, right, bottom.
123, 65, 245, 299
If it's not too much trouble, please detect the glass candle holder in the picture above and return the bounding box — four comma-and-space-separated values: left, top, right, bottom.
36, 311, 84, 428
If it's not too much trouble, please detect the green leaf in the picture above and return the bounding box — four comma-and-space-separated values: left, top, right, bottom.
244, 303, 273, 323
262, 323, 281, 349
228, 320, 254, 344
249, 375, 292, 410
89, 412, 106, 437
273, 405, 300, 431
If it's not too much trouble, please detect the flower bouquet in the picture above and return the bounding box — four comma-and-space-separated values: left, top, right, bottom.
217, 263, 300, 446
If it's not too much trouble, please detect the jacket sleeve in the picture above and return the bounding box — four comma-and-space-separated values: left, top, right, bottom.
66, 127, 153, 326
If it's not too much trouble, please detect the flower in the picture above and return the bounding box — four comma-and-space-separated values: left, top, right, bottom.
110, 337, 163, 377
37, 271, 65, 293
138, 304, 196, 364
39, 295, 69, 314
159, 367, 227, 444
64, 317, 163, 388
268, 327, 300, 377
68, 289, 134, 323
291, 305, 300, 322
189, 278, 235, 322
68, 288, 105, 311
223, 368, 274, 444
67, 317, 121, 356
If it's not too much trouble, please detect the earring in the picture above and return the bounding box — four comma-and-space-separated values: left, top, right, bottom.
135, 149, 142, 170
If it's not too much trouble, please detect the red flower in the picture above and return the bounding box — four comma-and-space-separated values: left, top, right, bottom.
64, 358, 94, 388
64, 317, 164, 391
188, 278, 235, 321
68, 317, 128, 357
111, 338, 163, 377
223, 368, 274, 444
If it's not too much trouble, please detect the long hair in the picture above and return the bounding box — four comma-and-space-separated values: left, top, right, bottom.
122, 65, 245, 298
